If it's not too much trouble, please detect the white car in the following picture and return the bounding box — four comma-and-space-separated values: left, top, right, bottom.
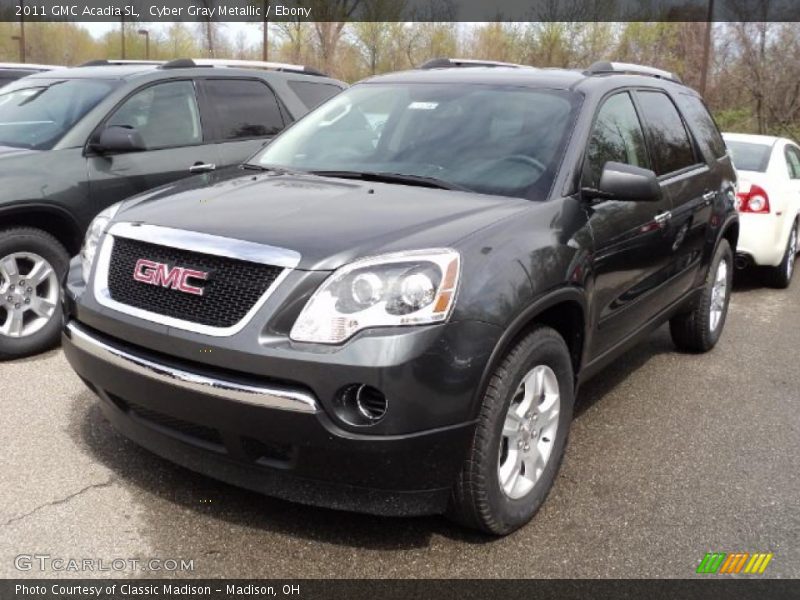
723, 132, 800, 288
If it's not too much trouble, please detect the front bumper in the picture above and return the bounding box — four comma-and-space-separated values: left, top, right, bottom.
63, 320, 478, 515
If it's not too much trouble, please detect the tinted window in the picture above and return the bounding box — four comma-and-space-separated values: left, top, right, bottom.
107, 80, 202, 149
786, 146, 800, 179
288, 80, 342, 110
676, 93, 726, 159
636, 91, 697, 175
725, 140, 772, 172
585, 92, 650, 188
254, 83, 580, 200
204, 79, 284, 140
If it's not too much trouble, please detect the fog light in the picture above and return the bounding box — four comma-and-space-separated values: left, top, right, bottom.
335, 384, 388, 426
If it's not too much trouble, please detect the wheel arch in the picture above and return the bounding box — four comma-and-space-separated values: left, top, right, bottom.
0, 204, 83, 256
471, 287, 587, 418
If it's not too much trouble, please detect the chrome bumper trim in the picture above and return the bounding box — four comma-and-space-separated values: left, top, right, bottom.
66, 321, 319, 414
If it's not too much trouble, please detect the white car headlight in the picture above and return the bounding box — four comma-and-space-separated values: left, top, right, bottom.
81, 203, 122, 282
290, 249, 460, 344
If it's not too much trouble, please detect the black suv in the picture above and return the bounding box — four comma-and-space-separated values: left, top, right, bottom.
62, 59, 738, 534
0, 58, 345, 358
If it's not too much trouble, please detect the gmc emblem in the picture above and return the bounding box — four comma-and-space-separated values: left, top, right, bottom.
133, 259, 208, 296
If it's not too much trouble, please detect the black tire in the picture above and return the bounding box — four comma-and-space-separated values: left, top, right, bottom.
762, 222, 797, 289
448, 325, 575, 535
670, 238, 733, 353
0, 227, 69, 360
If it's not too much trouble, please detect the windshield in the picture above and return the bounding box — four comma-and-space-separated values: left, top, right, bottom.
725, 140, 772, 172
253, 83, 580, 199
0, 78, 117, 150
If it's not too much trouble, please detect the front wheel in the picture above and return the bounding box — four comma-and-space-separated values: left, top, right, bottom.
670, 238, 733, 353
448, 326, 574, 535
0, 228, 69, 360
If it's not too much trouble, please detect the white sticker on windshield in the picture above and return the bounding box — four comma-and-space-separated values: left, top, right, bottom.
408, 101, 438, 110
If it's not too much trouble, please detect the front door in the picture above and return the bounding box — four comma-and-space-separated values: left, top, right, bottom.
86, 79, 219, 216
584, 91, 675, 358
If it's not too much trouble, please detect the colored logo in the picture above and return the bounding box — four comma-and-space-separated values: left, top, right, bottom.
133, 259, 208, 296
696, 552, 773, 575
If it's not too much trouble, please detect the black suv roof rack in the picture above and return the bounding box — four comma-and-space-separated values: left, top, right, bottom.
160, 58, 328, 77
584, 61, 682, 83
420, 58, 533, 70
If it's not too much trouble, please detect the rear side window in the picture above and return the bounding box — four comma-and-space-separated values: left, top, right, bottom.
725, 140, 772, 172
203, 79, 285, 140
288, 80, 342, 110
585, 92, 650, 188
785, 146, 800, 179
676, 93, 726, 159
636, 91, 697, 176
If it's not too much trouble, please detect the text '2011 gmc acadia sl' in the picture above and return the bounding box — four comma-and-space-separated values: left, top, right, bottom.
63, 60, 738, 535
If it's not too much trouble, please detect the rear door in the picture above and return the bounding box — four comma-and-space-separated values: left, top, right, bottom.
635, 89, 713, 304
783, 144, 800, 222
584, 91, 676, 357
86, 79, 219, 213
197, 78, 288, 168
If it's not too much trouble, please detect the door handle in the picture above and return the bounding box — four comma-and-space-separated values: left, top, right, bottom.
654, 211, 672, 225
189, 162, 216, 173
702, 191, 716, 203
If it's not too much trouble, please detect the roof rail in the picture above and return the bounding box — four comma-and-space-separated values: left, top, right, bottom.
585, 61, 682, 83
78, 59, 165, 67
420, 58, 533, 70
160, 58, 328, 77
0, 62, 60, 70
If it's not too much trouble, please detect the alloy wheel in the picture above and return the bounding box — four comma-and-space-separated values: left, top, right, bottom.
709, 257, 729, 332
498, 364, 561, 500
787, 228, 797, 281
0, 252, 59, 338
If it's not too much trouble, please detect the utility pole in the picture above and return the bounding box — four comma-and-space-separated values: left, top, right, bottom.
268, 0, 269, 62
121, 15, 126, 59
17, 0, 26, 62
699, 0, 715, 96
138, 29, 150, 59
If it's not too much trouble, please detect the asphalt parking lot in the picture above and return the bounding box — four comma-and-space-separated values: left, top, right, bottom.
1, 271, 798, 579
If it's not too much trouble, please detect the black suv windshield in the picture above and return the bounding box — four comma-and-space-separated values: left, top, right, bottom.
253, 83, 580, 199
0, 78, 117, 150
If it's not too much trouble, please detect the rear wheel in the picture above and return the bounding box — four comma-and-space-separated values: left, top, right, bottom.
0, 228, 69, 360
448, 326, 574, 535
763, 222, 797, 289
670, 238, 733, 353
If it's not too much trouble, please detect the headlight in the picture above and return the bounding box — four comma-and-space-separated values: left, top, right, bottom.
81, 203, 122, 282
290, 249, 460, 344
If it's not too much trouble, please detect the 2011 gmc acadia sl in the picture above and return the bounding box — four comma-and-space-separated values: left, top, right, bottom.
62, 60, 739, 535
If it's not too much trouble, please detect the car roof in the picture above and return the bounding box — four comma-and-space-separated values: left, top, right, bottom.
722, 132, 786, 146
360, 65, 692, 95
24, 63, 345, 86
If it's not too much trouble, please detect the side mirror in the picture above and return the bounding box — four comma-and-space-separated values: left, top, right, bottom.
93, 126, 146, 154
584, 161, 662, 202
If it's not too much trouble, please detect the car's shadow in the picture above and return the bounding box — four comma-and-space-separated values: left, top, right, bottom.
69, 393, 491, 551
67, 324, 684, 551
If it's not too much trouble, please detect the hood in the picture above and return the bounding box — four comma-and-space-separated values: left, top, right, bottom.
0, 145, 40, 159
116, 168, 532, 271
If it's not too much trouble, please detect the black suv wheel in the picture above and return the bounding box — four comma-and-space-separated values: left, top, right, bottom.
670, 239, 733, 353
448, 326, 575, 535
0, 228, 69, 360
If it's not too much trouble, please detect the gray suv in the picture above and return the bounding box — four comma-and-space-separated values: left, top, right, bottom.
0, 58, 345, 359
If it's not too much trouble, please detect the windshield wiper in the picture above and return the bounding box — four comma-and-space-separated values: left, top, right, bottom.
241, 164, 296, 175
310, 170, 469, 192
